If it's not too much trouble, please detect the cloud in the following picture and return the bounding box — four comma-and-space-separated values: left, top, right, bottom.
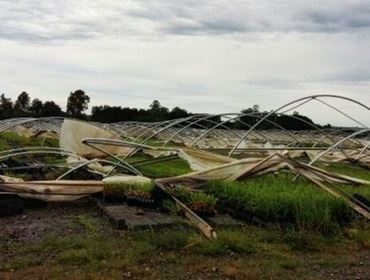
297, 2, 370, 32
0, 1, 369, 126
1, 1, 370, 43
323, 69, 370, 83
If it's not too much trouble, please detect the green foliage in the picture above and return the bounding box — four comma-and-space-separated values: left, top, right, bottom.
135, 228, 259, 255
126, 154, 192, 178
135, 229, 190, 250
0, 94, 14, 119
103, 181, 154, 200
76, 215, 97, 233
193, 230, 260, 256
91, 100, 190, 123
168, 186, 217, 215
66, 89, 90, 117
346, 226, 370, 248
206, 174, 355, 232
282, 230, 324, 252
323, 162, 370, 181
2, 225, 369, 272
58, 249, 91, 265
0, 131, 59, 151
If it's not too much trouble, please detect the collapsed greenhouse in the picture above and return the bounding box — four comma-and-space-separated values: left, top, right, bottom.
0, 94, 369, 238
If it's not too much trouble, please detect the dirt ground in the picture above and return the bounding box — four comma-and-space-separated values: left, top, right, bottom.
0, 200, 369, 280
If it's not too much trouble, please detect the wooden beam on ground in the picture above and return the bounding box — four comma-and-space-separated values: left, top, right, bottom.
155, 182, 217, 239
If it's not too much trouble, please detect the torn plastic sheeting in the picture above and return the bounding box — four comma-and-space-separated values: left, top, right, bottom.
156, 157, 267, 187
157, 153, 370, 188
16, 194, 89, 201
177, 148, 235, 171
59, 119, 135, 158
306, 150, 350, 163
263, 142, 305, 158
0, 181, 103, 194
142, 149, 176, 158
0, 175, 23, 183
0, 175, 153, 202
66, 156, 115, 174
0, 179, 103, 201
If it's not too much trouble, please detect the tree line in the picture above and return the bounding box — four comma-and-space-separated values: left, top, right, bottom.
0, 90, 328, 130
0, 90, 89, 119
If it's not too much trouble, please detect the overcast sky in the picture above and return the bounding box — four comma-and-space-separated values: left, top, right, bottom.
0, 0, 369, 126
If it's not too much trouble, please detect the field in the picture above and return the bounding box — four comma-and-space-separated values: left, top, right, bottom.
1, 120, 370, 279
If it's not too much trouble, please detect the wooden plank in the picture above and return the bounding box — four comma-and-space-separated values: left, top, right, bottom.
155, 182, 217, 239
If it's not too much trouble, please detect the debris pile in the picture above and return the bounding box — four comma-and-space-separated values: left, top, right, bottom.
0, 95, 369, 238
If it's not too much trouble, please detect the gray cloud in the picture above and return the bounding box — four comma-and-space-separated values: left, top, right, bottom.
0, 1, 369, 126
1, 1, 370, 43
297, 2, 370, 32
323, 69, 370, 83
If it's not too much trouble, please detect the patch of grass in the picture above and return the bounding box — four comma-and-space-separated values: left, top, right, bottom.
58, 248, 91, 265
318, 163, 370, 200
17, 234, 133, 270
206, 174, 355, 232
103, 181, 154, 200
276, 258, 301, 271
125, 153, 192, 178
282, 230, 324, 252
168, 186, 217, 215
339, 184, 370, 200
5, 256, 42, 270
135, 228, 261, 256
0, 131, 59, 150
323, 163, 370, 181
76, 215, 97, 233
192, 230, 260, 256
134, 229, 191, 250
346, 227, 370, 248
1, 224, 367, 275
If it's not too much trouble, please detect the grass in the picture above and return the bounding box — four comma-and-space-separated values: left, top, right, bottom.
205, 174, 357, 233
0, 131, 59, 151
3, 226, 368, 268
322, 162, 370, 181
134, 228, 191, 250
0, 131, 66, 180
125, 153, 192, 178
193, 230, 261, 256
167, 186, 217, 215
316, 163, 370, 200
134, 228, 262, 255
76, 214, 97, 233
103, 181, 154, 201
1, 221, 370, 279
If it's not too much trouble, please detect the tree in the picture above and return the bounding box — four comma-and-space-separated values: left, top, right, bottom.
14, 91, 30, 116
169, 106, 189, 119
149, 100, 161, 113
239, 105, 261, 129
30, 98, 44, 117
66, 89, 90, 118
0, 94, 14, 119
148, 100, 169, 121
42, 101, 63, 117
